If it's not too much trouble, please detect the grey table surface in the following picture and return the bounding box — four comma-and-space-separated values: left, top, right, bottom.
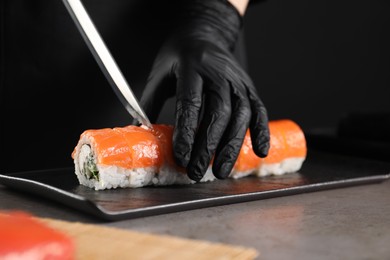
1, 175, 390, 260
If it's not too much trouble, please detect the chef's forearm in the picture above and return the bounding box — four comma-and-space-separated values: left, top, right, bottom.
228, 0, 250, 16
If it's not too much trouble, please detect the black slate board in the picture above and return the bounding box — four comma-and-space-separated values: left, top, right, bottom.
0, 150, 389, 221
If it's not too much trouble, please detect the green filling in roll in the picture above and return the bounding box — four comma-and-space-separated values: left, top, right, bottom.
80, 144, 99, 181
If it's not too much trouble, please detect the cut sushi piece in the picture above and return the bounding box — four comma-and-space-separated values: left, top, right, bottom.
0, 211, 75, 260
72, 125, 193, 190
72, 119, 307, 190
232, 119, 307, 178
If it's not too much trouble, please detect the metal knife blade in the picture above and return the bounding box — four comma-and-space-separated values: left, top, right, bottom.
62, 0, 152, 128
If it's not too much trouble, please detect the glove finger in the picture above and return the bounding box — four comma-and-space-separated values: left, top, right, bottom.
173, 69, 203, 168
247, 84, 270, 157
187, 81, 231, 182
205, 51, 269, 158
212, 85, 251, 179
223, 58, 270, 157
138, 66, 175, 124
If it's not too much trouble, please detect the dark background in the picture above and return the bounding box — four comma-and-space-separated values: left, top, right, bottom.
244, 0, 390, 129
1, 0, 389, 172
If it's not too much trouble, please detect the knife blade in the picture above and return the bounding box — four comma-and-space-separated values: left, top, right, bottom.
62, 0, 152, 128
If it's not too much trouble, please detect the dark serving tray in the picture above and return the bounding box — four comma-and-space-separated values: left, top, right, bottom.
0, 150, 389, 221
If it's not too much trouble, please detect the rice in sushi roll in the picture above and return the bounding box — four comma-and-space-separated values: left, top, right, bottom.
71, 120, 307, 190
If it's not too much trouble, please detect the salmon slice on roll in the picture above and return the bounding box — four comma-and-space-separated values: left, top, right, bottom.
71, 119, 307, 190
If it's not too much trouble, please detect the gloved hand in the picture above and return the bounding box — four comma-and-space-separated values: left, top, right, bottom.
139, 0, 270, 181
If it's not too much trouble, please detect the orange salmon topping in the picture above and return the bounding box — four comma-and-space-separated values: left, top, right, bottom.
73, 119, 306, 172
234, 119, 307, 172
76, 126, 162, 169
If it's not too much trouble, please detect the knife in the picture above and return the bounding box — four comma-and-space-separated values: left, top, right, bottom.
62, 0, 152, 128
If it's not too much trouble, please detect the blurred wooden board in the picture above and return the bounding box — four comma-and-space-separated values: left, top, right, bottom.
40, 217, 259, 260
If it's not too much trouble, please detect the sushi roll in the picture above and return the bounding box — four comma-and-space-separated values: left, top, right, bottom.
71, 125, 193, 190
231, 119, 307, 179
0, 211, 75, 260
72, 119, 307, 190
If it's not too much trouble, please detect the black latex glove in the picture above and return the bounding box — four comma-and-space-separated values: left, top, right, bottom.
139, 0, 270, 181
